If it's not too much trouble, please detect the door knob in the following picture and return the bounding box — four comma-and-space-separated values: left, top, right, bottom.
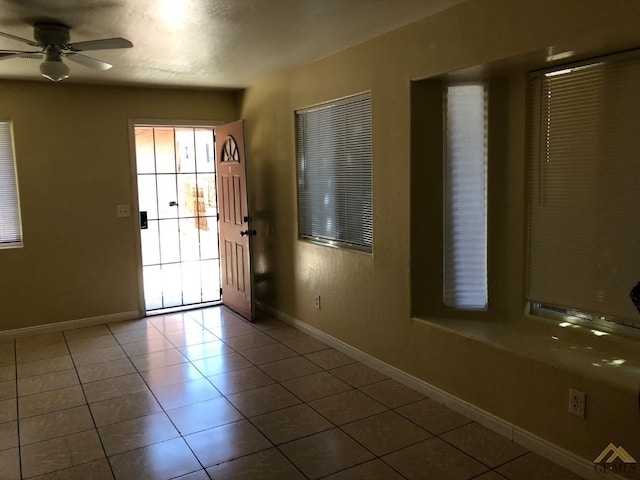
169, 201, 178, 207
240, 229, 256, 237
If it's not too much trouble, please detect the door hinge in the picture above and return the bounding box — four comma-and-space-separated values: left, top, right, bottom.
220, 287, 223, 296
216, 213, 220, 221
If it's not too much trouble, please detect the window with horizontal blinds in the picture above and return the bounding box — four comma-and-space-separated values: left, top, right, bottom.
528, 52, 640, 328
0, 121, 22, 248
296, 93, 372, 252
443, 84, 488, 309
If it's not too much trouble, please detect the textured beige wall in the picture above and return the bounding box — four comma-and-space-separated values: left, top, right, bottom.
0, 81, 239, 329
241, 0, 640, 463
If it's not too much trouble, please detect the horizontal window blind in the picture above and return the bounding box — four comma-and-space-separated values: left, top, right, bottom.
528, 52, 640, 324
296, 93, 372, 251
0, 121, 22, 248
443, 84, 488, 309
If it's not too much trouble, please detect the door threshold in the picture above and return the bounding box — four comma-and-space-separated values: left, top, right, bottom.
145, 301, 222, 317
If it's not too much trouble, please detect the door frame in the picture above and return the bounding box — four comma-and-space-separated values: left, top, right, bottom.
127, 118, 224, 317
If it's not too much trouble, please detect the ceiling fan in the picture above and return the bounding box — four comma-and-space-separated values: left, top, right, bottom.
0, 23, 132, 82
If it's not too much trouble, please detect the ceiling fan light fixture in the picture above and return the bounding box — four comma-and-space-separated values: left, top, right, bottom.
40, 58, 70, 82
0, 23, 132, 81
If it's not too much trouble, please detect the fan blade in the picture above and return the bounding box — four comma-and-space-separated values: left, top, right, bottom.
0, 50, 42, 60
67, 37, 132, 52
64, 52, 112, 71
0, 31, 40, 47
0, 52, 21, 60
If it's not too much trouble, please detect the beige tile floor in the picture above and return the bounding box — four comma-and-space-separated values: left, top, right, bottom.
0, 306, 585, 480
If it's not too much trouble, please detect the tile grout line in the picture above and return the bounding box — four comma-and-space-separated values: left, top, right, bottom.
14, 330, 118, 479
12, 338, 22, 480
109, 310, 324, 478
14, 318, 380, 479
241, 316, 509, 479
64, 327, 118, 480
20, 316, 398, 478
202, 316, 425, 479
160, 311, 348, 479
216, 318, 403, 479
487, 449, 532, 475
187, 310, 319, 479
107, 319, 210, 479
423, 413, 534, 476
7, 308, 584, 480
202, 316, 316, 479
233, 348, 333, 480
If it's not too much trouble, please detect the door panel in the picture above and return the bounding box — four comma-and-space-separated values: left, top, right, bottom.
236, 243, 245, 292
224, 240, 234, 286
216, 120, 254, 320
233, 176, 243, 224
222, 176, 232, 223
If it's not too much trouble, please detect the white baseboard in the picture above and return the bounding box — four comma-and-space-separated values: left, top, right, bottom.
0, 311, 140, 340
257, 301, 623, 480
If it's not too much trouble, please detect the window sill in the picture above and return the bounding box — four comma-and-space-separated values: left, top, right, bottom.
411, 313, 640, 394
298, 237, 373, 255
0, 242, 23, 250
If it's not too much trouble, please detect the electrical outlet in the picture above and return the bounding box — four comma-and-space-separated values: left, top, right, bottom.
314, 295, 321, 310
569, 388, 586, 418
116, 205, 130, 218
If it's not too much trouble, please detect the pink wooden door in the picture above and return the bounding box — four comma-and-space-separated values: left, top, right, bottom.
215, 120, 254, 320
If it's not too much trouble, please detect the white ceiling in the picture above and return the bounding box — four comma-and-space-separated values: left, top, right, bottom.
0, 0, 465, 89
